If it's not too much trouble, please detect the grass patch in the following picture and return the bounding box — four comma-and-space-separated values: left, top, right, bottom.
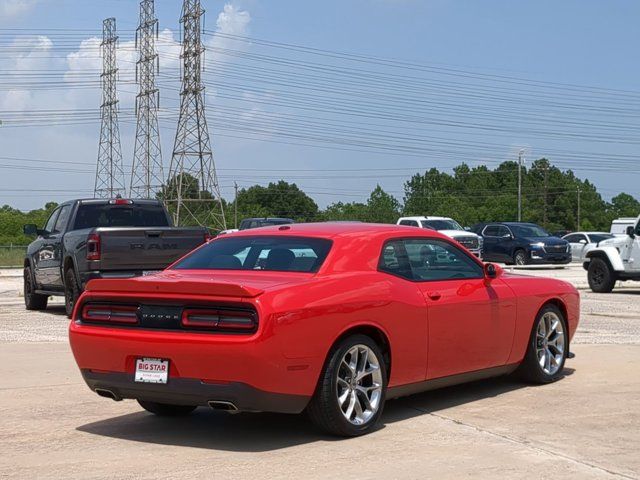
0, 247, 26, 267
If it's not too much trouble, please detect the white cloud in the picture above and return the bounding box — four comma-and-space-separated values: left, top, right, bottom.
207, 3, 251, 60
0, 0, 38, 19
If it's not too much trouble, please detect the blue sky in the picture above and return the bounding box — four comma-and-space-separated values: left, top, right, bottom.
0, 0, 638, 211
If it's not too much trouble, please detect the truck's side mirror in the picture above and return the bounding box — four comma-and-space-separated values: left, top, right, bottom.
23, 224, 39, 236
626, 226, 635, 238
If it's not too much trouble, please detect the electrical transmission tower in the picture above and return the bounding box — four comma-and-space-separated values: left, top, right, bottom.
95, 18, 126, 199
166, 0, 226, 229
130, 0, 163, 199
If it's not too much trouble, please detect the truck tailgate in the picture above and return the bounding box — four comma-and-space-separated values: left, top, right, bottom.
95, 227, 206, 270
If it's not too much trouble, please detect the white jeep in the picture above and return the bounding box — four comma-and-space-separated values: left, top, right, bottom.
397, 216, 483, 258
584, 214, 640, 292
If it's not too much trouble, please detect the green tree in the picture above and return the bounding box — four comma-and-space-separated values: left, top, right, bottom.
235, 180, 318, 222
610, 193, 640, 218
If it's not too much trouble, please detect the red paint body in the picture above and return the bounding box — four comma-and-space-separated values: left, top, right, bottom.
69, 223, 580, 408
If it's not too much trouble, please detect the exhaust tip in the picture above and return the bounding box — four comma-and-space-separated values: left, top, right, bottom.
95, 388, 121, 401
208, 400, 239, 413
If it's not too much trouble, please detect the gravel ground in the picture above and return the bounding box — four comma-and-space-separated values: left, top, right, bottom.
1, 265, 639, 345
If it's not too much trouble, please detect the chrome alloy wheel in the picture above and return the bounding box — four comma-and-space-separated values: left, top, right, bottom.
536, 311, 565, 375
336, 344, 383, 425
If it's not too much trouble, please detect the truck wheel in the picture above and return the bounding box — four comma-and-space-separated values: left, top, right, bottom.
513, 249, 528, 266
138, 400, 197, 416
64, 268, 80, 318
24, 266, 48, 311
588, 257, 616, 293
307, 334, 387, 437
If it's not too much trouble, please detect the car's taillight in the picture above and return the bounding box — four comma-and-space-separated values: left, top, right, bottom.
86, 233, 101, 261
204, 232, 214, 243
108, 198, 133, 205
81, 304, 138, 324
181, 308, 256, 332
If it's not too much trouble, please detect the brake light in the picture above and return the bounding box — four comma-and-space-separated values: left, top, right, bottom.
81, 304, 138, 324
86, 233, 101, 261
181, 308, 256, 332
108, 198, 133, 205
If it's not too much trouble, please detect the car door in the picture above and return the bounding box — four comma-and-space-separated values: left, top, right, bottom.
494, 225, 515, 261
33, 207, 60, 287
398, 238, 517, 379
565, 234, 587, 261
48, 204, 72, 288
480, 225, 501, 261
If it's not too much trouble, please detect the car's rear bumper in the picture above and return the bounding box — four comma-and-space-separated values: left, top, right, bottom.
69, 320, 323, 409
81, 369, 310, 413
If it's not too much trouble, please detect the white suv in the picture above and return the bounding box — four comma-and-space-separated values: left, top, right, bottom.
585, 214, 640, 292
397, 216, 483, 258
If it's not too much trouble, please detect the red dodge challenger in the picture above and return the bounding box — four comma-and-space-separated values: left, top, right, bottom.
69, 223, 579, 436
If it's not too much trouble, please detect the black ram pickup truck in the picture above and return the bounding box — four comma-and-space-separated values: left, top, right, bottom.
23, 198, 209, 316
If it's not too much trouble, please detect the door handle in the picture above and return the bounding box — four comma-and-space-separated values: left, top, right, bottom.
427, 291, 442, 301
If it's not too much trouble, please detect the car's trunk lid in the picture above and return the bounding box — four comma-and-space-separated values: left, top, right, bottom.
85, 269, 313, 298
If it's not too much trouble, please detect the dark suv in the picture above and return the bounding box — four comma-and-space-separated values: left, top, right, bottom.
239, 218, 294, 230
472, 222, 571, 265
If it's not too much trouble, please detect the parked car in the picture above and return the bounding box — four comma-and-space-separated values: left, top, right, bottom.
472, 222, 571, 265
23, 198, 209, 317
584, 215, 640, 292
69, 223, 578, 436
397, 216, 483, 257
239, 217, 294, 230
610, 217, 637, 235
562, 232, 615, 262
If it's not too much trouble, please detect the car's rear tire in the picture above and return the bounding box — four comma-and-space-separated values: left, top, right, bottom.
513, 249, 528, 266
24, 266, 48, 311
307, 334, 387, 437
587, 257, 616, 293
64, 268, 80, 318
518, 304, 568, 384
137, 400, 197, 416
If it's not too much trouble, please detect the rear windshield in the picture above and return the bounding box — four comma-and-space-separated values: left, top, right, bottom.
173, 236, 332, 272
73, 204, 170, 229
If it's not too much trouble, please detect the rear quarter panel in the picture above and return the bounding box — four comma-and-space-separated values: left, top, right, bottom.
500, 274, 580, 364
261, 271, 428, 389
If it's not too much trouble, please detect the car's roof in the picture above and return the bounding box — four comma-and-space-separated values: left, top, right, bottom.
501, 222, 540, 227
399, 216, 453, 221
567, 231, 612, 236
229, 221, 445, 239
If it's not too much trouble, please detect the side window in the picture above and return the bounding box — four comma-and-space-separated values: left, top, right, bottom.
44, 208, 60, 233
404, 239, 483, 281
496, 226, 512, 238
565, 234, 582, 243
52, 205, 71, 233
483, 225, 499, 237
399, 220, 418, 227
378, 240, 413, 279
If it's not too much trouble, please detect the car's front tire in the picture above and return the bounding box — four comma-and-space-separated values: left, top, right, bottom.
513, 249, 528, 266
137, 400, 197, 416
307, 334, 387, 437
587, 257, 616, 293
519, 304, 568, 384
24, 266, 48, 311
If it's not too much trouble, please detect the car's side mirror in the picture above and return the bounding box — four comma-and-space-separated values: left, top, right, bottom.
23, 224, 40, 236
626, 226, 636, 238
484, 263, 502, 280
579, 239, 588, 244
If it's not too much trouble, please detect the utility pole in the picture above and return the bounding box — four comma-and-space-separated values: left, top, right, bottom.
166, 0, 226, 229
517, 149, 524, 222
234, 181, 238, 229
95, 18, 126, 198
130, 0, 163, 199
577, 186, 581, 230
543, 164, 548, 227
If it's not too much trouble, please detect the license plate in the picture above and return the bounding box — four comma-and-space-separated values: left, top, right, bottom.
135, 358, 169, 384
142, 270, 161, 276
